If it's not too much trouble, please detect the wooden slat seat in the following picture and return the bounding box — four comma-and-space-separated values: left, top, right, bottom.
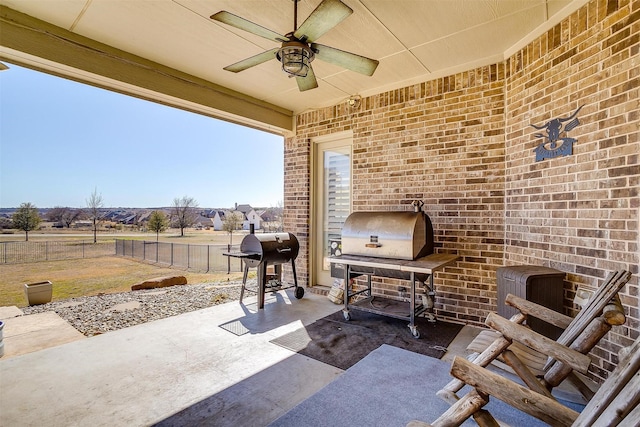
467, 329, 547, 377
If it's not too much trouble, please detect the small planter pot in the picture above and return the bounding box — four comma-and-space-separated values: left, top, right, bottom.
24, 281, 53, 306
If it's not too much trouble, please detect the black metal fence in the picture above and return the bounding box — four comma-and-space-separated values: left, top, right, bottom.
115, 239, 244, 273
0, 240, 115, 264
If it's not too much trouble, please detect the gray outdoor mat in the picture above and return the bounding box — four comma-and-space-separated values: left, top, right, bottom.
270, 310, 463, 369
269, 344, 585, 427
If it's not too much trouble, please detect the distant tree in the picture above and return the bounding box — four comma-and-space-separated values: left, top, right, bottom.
46, 206, 83, 228
12, 202, 41, 241
0, 217, 12, 230
263, 202, 283, 232
147, 210, 168, 241
222, 211, 244, 245
86, 187, 104, 243
171, 196, 199, 237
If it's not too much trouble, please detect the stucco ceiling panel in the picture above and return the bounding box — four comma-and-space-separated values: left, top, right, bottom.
263, 78, 348, 111
322, 50, 429, 97
362, 0, 545, 49
547, 0, 576, 16
411, 7, 546, 71
0, 0, 87, 30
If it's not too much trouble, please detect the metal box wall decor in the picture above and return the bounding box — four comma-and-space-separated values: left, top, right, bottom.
531, 104, 584, 161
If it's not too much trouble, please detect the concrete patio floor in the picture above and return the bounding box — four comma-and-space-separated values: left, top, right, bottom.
0, 289, 488, 426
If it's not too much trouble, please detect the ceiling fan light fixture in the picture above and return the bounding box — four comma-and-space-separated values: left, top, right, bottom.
277, 41, 315, 77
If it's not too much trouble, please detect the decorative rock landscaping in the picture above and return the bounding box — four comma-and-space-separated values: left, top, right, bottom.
21, 280, 253, 336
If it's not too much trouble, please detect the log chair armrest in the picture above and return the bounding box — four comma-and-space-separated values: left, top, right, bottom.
486, 312, 591, 374
449, 356, 579, 427
505, 293, 573, 329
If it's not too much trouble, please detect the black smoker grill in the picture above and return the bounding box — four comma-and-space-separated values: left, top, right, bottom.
225, 232, 304, 309
329, 201, 458, 338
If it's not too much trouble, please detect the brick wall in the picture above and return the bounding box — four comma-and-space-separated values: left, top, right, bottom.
503, 0, 639, 380
284, 0, 639, 380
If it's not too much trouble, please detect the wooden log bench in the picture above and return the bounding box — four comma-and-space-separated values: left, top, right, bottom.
436, 270, 632, 426
408, 333, 640, 427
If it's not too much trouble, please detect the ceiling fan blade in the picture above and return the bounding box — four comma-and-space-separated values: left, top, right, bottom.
296, 66, 318, 91
211, 11, 286, 43
293, 0, 352, 43
311, 43, 379, 76
223, 48, 279, 73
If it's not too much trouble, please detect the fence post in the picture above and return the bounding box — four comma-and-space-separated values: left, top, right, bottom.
187, 244, 190, 269
227, 244, 231, 274
171, 243, 174, 266
82, 241, 85, 258
207, 245, 210, 272
143, 240, 146, 261
156, 242, 159, 263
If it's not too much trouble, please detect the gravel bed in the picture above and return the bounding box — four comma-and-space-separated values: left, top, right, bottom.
21, 279, 256, 336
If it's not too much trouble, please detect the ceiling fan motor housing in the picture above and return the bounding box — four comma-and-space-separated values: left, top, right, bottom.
276, 40, 315, 77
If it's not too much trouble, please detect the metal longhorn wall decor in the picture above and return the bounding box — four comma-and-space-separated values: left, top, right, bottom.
531, 105, 584, 161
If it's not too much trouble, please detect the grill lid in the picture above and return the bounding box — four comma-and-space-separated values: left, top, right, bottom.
341, 202, 434, 260
240, 232, 300, 264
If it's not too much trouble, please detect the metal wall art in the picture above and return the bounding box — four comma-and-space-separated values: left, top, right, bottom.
531, 105, 584, 161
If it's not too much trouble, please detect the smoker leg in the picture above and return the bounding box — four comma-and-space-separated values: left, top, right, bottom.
240, 263, 249, 304
425, 274, 436, 323
258, 262, 267, 309
342, 264, 351, 321
291, 259, 304, 299
409, 271, 420, 338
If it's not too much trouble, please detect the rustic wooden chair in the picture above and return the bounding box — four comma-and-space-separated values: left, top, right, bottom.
437, 270, 631, 426
408, 333, 640, 427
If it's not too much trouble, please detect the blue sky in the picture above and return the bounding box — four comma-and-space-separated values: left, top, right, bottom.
0, 63, 284, 209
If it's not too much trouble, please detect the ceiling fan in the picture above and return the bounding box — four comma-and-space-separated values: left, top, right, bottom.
210, 0, 379, 92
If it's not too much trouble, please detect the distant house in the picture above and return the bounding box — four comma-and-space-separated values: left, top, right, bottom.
137, 211, 152, 223
234, 203, 251, 214
193, 215, 214, 229
201, 209, 217, 218
243, 209, 262, 231
73, 220, 93, 228
212, 210, 226, 231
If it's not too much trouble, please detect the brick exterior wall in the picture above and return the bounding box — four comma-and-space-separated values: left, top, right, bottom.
284, 0, 638, 381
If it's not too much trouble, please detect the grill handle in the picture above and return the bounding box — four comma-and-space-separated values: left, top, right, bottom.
277, 248, 292, 253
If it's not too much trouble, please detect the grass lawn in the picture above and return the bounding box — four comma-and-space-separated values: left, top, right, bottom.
0, 256, 248, 307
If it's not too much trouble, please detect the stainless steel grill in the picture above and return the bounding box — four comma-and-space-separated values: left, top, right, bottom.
225, 232, 304, 309
341, 201, 434, 261
329, 201, 459, 338
337, 200, 435, 281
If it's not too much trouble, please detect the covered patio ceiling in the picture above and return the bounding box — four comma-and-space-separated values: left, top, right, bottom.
0, 0, 587, 134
